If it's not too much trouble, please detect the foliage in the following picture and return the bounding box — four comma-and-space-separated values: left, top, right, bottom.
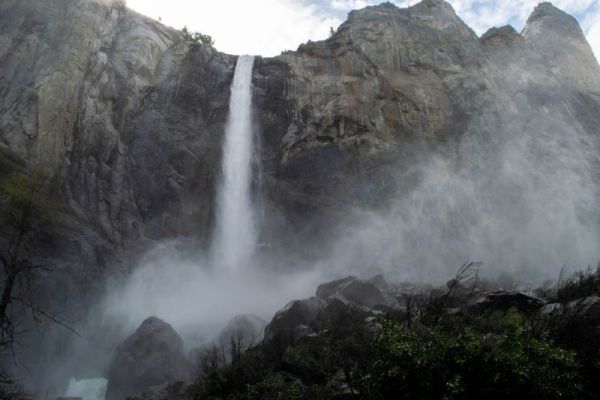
0, 147, 25, 180
181, 26, 215, 47
373, 310, 582, 400
0, 172, 53, 232
190, 265, 600, 400
0, 169, 75, 355
0, 369, 30, 400
554, 265, 600, 303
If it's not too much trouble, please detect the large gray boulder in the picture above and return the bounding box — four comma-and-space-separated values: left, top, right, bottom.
264, 276, 403, 340
317, 275, 399, 310
263, 297, 325, 341
106, 317, 191, 400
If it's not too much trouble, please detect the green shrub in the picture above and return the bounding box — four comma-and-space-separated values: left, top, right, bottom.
0, 146, 25, 179
374, 309, 583, 400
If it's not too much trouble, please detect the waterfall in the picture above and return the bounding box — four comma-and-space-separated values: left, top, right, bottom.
212, 55, 257, 271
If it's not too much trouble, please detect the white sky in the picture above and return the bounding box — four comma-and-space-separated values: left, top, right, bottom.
126, 0, 600, 60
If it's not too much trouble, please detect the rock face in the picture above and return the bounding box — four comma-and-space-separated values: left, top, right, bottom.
0, 0, 599, 279
253, 0, 600, 256
0, 0, 236, 284
105, 317, 191, 400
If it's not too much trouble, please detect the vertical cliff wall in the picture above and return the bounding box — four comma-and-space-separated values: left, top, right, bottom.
0, 0, 238, 287
1, 0, 600, 284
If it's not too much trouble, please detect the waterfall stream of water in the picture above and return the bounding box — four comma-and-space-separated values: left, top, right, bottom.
212, 55, 257, 271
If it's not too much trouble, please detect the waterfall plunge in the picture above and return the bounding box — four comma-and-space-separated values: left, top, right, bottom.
212, 55, 257, 272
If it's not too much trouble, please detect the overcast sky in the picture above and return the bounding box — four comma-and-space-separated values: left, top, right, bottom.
126, 0, 600, 60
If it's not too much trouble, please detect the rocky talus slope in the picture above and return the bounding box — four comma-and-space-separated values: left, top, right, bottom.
105, 271, 600, 399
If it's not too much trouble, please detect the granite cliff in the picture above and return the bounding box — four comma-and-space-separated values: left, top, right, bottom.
1, 0, 599, 275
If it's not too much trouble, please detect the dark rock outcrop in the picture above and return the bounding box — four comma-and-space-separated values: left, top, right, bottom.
264, 297, 325, 341
264, 275, 559, 341
106, 317, 191, 400
264, 275, 407, 340
466, 291, 545, 314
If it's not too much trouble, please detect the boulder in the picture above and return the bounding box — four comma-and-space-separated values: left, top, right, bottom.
467, 291, 545, 314
316, 276, 358, 299
541, 296, 600, 322
105, 317, 191, 400
263, 297, 324, 341
317, 276, 398, 309
340, 280, 390, 309
265, 276, 404, 341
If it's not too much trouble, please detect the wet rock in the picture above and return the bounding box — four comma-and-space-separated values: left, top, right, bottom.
542, 296, 600, 322
106, 317, 191, 400
467, 291, 545, 314
265, 275, 404, 341
316, 276, 358, 299
317, 276, 398, 309
339, 280, 390, 308
263, 297, 324, 341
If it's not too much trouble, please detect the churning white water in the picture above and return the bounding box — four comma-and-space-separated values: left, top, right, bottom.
212, 55, 257, 271
64, 378, 107, 400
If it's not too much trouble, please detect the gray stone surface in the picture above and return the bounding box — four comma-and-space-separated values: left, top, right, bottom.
1, 0, 599, 280
264, 275, 404, 340
0, 0, 236, 286
106, 317, 191, 400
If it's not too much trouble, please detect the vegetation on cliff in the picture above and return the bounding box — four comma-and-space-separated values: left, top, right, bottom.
0, 147, 77, 397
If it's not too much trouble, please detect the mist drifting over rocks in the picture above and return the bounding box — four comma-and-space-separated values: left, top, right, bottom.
0, 0, 600, 398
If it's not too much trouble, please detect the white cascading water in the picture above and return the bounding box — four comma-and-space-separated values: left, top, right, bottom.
60, 56, 261, 400
212, 55, 257, 271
